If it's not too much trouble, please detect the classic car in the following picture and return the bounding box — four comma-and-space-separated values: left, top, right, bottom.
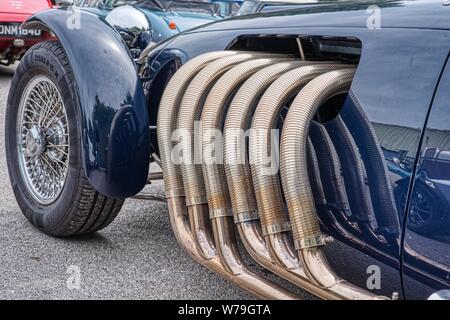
6, 0, 450, 300
72, 0, 223, 55
0, 0, 54, 66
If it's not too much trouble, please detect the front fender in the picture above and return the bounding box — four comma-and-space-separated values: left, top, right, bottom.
23, 9, 150, 198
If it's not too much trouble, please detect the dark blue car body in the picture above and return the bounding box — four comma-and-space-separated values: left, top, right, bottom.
24, 0, 450, 299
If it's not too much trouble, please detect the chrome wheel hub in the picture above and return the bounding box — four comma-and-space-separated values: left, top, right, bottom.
17, 76, 70, 205
25, 125, 45, 158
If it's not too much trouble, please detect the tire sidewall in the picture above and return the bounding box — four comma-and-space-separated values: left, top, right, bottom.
5, 42, 83, 235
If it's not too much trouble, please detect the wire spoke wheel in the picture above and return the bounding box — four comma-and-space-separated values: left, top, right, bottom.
16, 75, 70, 205
7, 41, 123, 236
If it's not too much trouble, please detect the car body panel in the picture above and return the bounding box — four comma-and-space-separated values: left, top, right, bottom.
23, 9, 150, 198
139, 8, 450, 295
403, 59, 450, 299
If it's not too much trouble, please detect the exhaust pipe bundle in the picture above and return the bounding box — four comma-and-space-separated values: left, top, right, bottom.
157, 51, 387, 299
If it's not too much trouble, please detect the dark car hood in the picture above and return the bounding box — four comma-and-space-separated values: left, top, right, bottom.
188, 0, 450, 32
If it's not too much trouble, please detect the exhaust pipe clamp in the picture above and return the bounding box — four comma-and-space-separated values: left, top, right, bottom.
185, 195, 208, 207
209, 207, 234, 219
234, 211, 260, 223
165, 188, 185, 199
261, 221, 291, 236
294, 235, 334, 250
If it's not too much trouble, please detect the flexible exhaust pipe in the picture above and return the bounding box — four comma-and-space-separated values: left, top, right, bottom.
279, 69, 383, 299
158, 51, 235, 261
158, 51, 293, 299
223, 62, 338, 299
177, 53, 261, 261
176, 52, 296, 299
248, 65, 343, 267
200, 57, 291, 283
249, 64, 348, 244
159, 51, 388, 299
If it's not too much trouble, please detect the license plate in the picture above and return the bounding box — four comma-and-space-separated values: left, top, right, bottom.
0, 23, 42, 38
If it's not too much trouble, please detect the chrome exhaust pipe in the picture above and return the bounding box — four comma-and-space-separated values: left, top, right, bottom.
248, 64, 359, 299
201, 58, 275, 272
176, 53, 263, 262
158, 51, 235, 263
158, 51, 388, 299
224, 62, 340, 299
279, 69, 383, 299
162, 52, 296, 299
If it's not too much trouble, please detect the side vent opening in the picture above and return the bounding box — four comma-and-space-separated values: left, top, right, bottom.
228, 35, 362, 64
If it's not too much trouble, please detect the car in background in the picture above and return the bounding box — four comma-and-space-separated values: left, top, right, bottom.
0, 0, 54, 66
236, 0, 331, 15
73, 0, 224, 55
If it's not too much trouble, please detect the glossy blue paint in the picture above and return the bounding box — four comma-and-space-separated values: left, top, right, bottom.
403, 58, 450, 299
139, 2, 450, 295
23, 9, 150, 198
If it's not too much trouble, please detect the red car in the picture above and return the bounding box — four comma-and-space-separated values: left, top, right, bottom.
0, 0, 53, 66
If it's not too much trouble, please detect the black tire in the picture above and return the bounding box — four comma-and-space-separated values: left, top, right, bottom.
5, 40, 124, 237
